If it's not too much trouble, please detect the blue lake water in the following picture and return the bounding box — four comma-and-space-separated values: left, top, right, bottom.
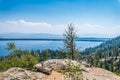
0, 40, 102, 56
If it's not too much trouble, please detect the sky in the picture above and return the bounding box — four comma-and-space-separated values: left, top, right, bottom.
0, 0, 120, 38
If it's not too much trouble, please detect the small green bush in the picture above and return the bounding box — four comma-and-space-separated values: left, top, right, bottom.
62, 60, 83, 80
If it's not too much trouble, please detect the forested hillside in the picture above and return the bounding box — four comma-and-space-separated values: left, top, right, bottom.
83, 36, 120, 74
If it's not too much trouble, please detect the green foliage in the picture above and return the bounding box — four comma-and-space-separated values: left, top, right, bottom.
62, 60, 83, 80
0, 43, 39, 71
20, 50, 38, 69
6, 42, 16, 51
83, 36, 120, 74
0, 42, 72, 71
63, 23, 79, 60
0, 58, 10, 71
41, 49, 51, 60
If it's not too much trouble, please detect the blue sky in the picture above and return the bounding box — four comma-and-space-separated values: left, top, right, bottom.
0, 0, 120, 38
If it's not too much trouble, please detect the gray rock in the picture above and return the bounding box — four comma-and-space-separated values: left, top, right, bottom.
0, 67, 45, 80
34, 59, 81, 72
0, 59, 120, 80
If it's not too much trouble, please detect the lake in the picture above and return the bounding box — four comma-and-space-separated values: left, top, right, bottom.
0, 40, 102, 56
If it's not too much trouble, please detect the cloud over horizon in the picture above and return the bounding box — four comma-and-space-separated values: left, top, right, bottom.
0, 0, 120, 38
0, 19, 66, 34
0, 19, 120, 38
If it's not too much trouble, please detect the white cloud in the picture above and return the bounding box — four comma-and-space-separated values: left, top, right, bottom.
0, 19, 66, 34
0, 19, 120, 38
18, 19, 52, 27
75, 24, 120, 38
5, 19, 52, 27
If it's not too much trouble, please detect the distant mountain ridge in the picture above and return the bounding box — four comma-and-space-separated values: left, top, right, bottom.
0, 33, 62, 39
0, 33, 109, 42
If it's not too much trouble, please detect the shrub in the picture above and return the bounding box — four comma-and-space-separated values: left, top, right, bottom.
61, 60, 83, 80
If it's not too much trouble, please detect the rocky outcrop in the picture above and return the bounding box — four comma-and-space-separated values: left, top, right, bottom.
83, 67, 120, 80
34, 59, 81, 73
34, 59, 90, 74
0, 67, 46, 80
0, 59, 120, 80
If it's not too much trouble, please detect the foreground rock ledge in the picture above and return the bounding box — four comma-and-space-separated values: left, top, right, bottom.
0, 59, 120, 80
34, 59, 81, 74
0, 67, 46, 80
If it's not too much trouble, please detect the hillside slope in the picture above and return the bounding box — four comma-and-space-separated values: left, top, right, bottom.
83, 36, 120, 55
83, 36, 120, 74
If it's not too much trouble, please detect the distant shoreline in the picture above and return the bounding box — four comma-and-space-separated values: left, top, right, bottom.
0, 38, 109, 42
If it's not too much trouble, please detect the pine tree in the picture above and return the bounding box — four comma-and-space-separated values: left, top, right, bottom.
63, 23, 78, 60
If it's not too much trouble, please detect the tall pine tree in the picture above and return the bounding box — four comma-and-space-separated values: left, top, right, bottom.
63, 23, 78, 60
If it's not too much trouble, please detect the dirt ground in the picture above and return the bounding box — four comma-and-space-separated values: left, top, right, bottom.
43, 67, 120, 80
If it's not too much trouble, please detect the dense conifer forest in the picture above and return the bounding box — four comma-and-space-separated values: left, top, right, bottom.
83, 36, 120, 74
